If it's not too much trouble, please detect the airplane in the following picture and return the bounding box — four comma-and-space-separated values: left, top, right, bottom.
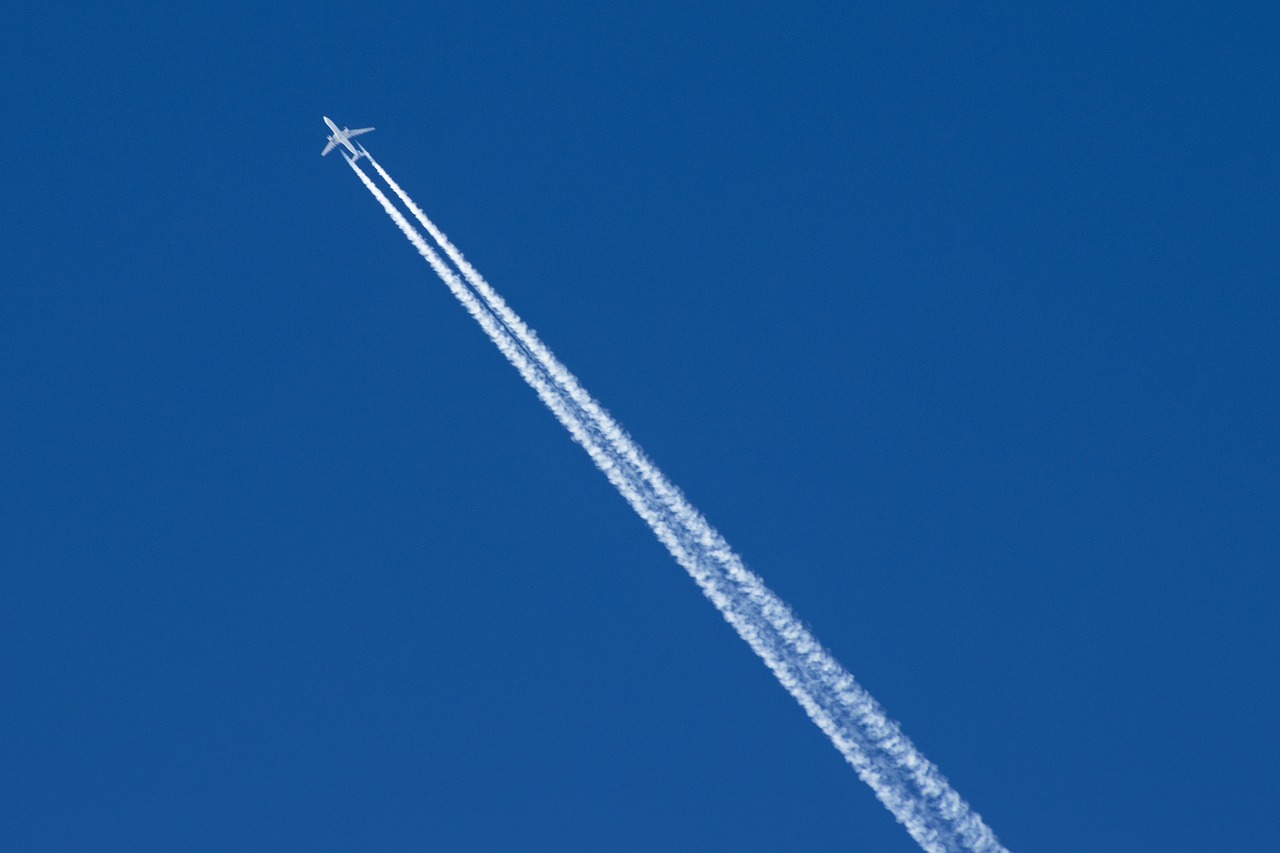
321, 116, 374, 159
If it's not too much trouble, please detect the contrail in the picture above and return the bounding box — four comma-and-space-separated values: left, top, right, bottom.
346, 150, 1007, 853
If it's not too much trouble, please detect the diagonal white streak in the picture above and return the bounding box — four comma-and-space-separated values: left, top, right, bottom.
347, 150, 1007, 853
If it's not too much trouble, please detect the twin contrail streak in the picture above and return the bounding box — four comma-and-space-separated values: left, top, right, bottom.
344, 148, 1007, 853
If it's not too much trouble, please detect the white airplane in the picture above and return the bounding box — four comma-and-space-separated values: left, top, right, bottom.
321, 116, 374, 159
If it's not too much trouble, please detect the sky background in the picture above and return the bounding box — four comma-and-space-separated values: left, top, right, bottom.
2, 3, 1277, 850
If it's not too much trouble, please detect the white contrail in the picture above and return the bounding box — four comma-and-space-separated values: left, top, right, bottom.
346, 151, 1007, 852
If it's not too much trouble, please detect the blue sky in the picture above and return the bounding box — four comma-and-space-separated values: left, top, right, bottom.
3, 3, 1277, 850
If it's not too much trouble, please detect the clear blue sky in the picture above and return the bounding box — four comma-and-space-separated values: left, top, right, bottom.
3, 3, 1276, 850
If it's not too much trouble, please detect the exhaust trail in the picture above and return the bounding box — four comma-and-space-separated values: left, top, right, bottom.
344, 155, 758, 627
346, 151, 1007, 853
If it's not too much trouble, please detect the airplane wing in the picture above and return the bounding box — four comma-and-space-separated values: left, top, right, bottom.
347, 127, 375, 137
321, 138, 338, 156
